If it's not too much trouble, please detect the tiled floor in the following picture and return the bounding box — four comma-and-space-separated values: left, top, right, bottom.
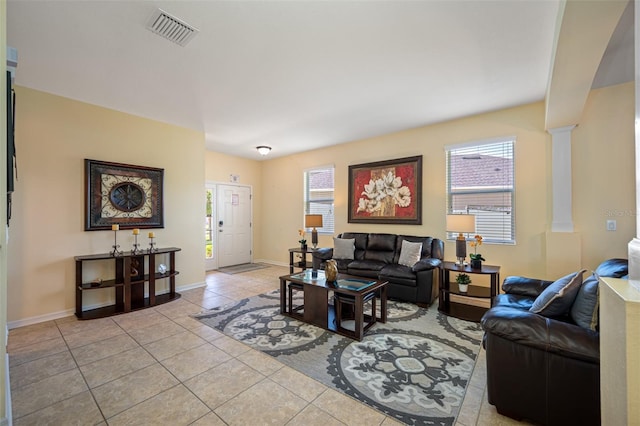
8, 265, 525, 425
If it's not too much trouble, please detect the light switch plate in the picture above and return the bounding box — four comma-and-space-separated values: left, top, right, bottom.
607, 220, 617, 231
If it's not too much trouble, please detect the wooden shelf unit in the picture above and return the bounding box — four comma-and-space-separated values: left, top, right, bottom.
439, 261, 501, 322
288, 247, 317, 273
75, 247, 181, 320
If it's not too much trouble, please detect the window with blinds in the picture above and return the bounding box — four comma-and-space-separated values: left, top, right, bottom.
304, 166, 335, 234
446, 138, 515, 244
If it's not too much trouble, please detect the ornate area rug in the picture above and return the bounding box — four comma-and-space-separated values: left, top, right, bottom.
193, 290, 482, 425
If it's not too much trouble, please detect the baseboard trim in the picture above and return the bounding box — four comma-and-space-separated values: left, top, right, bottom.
7, 308, 75, 330
9, 280, 207, 329
177, 281, 205, 292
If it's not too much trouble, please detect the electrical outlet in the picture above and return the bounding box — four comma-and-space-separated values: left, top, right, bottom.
607, 219, 617, 231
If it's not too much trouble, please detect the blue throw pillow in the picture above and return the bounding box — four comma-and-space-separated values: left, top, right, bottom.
570, 273, 599, 330
530, 270, 585, 317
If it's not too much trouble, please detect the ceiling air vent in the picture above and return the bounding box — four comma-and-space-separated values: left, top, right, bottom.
146, 8, 199, 47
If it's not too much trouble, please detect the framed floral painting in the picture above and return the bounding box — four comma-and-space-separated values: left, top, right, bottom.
348, 155, 422, 225
85, 159, 164, 231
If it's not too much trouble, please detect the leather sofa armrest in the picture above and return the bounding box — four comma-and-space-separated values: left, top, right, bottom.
501, 276, 554, 298
412, 258, 441, 272
311, 248, 333, 269
481, 306, 599, 363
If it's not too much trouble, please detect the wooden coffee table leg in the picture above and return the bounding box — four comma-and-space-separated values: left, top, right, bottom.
380, 284, 387, 323
280, 278, 286, 314
354, 294, 364, 340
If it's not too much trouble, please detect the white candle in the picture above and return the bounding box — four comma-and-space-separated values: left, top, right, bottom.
112, 224, 119, 231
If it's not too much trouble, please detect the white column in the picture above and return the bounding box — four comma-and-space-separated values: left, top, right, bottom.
548, 125, 576, 232
632, 0, 640, 281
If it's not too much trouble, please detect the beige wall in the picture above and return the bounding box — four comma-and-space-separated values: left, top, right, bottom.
204, 151, 263, 261
8, 87, 206, 323
7, 80, 634, 324
573, 82, 635, 268
260, 101, 549, 279
258, 83, 634, 280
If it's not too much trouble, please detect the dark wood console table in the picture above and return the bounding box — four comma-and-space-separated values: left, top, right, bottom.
75, 247, 181, 320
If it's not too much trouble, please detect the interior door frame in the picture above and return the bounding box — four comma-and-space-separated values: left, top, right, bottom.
204, 182, 217, 271
205, 180, 253, 270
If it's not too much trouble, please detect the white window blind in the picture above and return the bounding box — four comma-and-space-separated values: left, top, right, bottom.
304, 166, 335, 233
446, 138, 515, 244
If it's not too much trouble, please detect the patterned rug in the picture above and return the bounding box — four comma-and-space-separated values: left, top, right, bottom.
193, 290, 483, 425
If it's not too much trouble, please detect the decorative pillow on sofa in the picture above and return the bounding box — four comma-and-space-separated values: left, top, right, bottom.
570, 273, 600, 330
529, 269, 586, 317
333, 238, 355, 260
398, 240, 423, 267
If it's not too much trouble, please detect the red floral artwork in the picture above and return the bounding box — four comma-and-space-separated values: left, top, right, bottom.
348, 156, 422, 224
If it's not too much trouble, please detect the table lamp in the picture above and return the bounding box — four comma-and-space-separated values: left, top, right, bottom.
446, 214, 475, 265
305, 214, 323, 248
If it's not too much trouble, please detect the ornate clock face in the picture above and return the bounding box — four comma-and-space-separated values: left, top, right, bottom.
100, 173, 153, 218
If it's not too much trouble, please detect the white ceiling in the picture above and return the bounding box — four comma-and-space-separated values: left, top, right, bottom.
6, 1, 634, 160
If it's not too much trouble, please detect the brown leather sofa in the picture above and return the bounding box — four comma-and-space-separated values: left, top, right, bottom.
480, 258, 628, 426
311, 232, 444, 306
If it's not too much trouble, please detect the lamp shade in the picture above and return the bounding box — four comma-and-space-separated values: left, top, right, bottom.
305, 214, 323, 228
446, 214, 475, 234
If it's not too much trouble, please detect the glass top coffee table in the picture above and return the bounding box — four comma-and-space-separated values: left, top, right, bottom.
279, 269, 388, 340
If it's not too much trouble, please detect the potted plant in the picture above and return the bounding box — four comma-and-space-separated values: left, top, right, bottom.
456, 273, 471, 293
298, 229, 307, 250
469, 234, 485, 269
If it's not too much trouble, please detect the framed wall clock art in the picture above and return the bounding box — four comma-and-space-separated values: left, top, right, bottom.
85, 159, 164, 231
348, 155, 422, 225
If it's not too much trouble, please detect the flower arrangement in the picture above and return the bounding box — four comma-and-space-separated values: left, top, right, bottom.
469, 234, 485, 261
356, 171, 411, 214
298, 229, 307, 246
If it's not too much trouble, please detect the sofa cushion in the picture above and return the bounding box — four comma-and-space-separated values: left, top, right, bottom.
380, 264, 417, 280
570, 273, 600, 330
340, 233, 368, 260
530, 270, 585, 317
347, 259, 386, 272
398, 240, 422, 267
367, 233, 396, 251
333, 237, 355, 260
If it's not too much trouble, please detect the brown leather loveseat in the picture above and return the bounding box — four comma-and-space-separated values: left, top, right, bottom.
480, 258, 628, 425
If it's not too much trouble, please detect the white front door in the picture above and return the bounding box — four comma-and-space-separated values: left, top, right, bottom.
217, 184, 252, 267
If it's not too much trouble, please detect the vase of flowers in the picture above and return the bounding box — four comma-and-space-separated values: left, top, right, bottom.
469, 234, 485, 269
456, 273, 471, 293
298, 229, 307, 250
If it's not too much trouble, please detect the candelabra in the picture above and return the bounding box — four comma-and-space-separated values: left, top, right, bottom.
110, 227, 123, 257
131, 229, 141, 254
132, 236, 141, 254
148, 232, 157, 253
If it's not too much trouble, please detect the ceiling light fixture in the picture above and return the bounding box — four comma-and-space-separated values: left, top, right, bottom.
256, 146, 272, 156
